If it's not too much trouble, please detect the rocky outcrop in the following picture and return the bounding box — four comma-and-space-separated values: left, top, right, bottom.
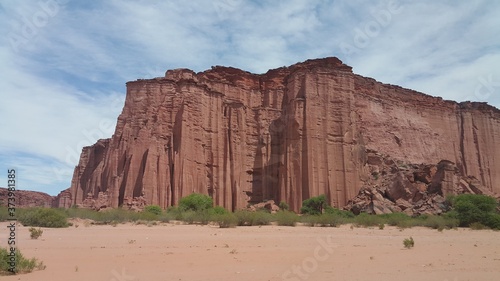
53, 188, 72, 208
0, 187, 54, 208
67, 57, 500, 212
344, 151, 496, 215
247, 200, 280, 213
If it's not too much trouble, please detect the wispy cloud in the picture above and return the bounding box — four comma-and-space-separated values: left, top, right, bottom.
0, 0, 498, 195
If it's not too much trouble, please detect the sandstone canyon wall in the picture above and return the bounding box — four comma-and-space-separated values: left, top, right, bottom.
66, 57, 500, 212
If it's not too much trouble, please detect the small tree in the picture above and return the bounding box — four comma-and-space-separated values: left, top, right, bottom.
179, 193, 213, 212
300, 195, 327, 215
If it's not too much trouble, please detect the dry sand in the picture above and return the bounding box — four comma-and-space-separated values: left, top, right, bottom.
2, 220, 499, 281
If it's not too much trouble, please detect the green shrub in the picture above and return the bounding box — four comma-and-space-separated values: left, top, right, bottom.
234, 210, 271, 226
316, 214, 344, 227
353, 213, 383, 227
96, 208, 130, 223
485, 213, 500, 230
180, 210, 211, 225
421, 215, 458, 230
324, 206, 355, 218
278, 201, 290, 211
301, 215, 320, 227
380, 213, 412, 227
274, 211, 299, 226
403, 237, 414, 249
0, 247, 46, 275
29, 228, 43, 240
469, 222, 488, 230
452, 194, 498, 228
210, 206, 230, 215
18, 208, 68, 228
144, 205, 162, 216
166, 206, 184, 220
214, 213, 238, 228
179, 193, 213, 212
301, 213, 347, 227
300, 195, 327, 215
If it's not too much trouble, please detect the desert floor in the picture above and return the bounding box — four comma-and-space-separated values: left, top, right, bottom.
1, 220, 499, 281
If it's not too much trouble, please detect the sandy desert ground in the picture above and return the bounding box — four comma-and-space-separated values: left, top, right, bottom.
1, 220, 499, 281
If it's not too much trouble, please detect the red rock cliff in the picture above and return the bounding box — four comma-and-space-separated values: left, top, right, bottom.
67, 57, 500, 212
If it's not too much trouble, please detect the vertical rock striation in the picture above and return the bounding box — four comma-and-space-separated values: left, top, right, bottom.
65, 57, 500, 212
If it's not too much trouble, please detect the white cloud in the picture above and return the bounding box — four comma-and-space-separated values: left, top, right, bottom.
0, 0, 498, 195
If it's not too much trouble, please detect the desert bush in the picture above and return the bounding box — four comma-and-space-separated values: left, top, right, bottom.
97, 208, 130, 223
278, 201, 290, 211
67, 207, 160, 224
300, 195, 327, 215
353, 213, 384, 227
324, 206, 355, 218
133, 211, 159, 221
316, 214, 344, 227
403, 237, 415, 249
379, 212, 412, 227
274, 211, 299, 226
18, 208, 68, 228
214, 212, 238, 228
469, 222, 488, 230
66, 207, 102, 221
301, 215, 319, 227
144, 205, 162, 216
484, 213, 500, 230
301, 213, 347, 227
166, 206, 184, 220
29, 227, 43, 240
0, 247, 46, 275
180, 210, 211, 225
157, 212, 174, 222
234, 210, 271, 226
179, 193, 213, 212
420, 215, 458, 230
452, 194, 498, 228
210, 206, 230, 215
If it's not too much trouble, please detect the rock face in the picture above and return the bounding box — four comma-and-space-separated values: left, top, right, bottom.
53, 188, 72, 208
65, 57, 500, 212
0, 187, 55, 208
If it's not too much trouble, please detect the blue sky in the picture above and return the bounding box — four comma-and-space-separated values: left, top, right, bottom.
0, 0, 499, 196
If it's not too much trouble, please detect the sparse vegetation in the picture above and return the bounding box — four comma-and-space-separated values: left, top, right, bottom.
28, 227, 43, 240
214, 212, 238, 228
0, 247, 46, 275
8, 193, 497, 232
234, 210, 271, 226
18, 208, 68, 228
274, 211, 299, 226
403, 237, 415, 249
144, 205, 162, 216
